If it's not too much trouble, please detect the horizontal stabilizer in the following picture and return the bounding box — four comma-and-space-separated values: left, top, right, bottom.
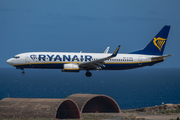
151, 54, 173, 61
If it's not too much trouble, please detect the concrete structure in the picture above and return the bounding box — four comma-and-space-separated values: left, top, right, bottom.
67, 94, 120, 113
0, 98, 80, 119
0, 94, 120, 119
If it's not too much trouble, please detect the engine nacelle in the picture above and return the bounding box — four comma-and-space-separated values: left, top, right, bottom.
61, 64, 80, 72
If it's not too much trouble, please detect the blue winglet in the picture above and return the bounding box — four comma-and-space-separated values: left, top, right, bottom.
111, 45, 120, 57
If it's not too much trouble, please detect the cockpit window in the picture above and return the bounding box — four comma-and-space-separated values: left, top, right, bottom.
13, 56, 20, 59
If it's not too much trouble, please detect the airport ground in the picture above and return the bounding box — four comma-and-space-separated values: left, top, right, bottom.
82, 112, 180, 120
1, 103, 180, 120
0, 112, 180, 120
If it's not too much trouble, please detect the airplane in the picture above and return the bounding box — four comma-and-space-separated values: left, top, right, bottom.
6, 25, 172, 77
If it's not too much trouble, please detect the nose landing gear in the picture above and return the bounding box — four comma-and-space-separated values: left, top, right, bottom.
86, 71, 92, 77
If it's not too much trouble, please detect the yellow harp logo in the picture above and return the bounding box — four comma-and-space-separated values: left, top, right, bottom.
153, 37, 166, 51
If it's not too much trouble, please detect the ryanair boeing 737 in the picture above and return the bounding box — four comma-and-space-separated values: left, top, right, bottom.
6, 26, 172, 77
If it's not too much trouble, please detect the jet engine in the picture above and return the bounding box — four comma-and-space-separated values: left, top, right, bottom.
61, 63, 79, 72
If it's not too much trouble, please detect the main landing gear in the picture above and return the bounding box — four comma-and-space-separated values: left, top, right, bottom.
86, 71, 92, 77
21, 69, 25, 75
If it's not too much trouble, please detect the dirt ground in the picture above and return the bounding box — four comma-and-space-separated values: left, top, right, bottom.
83, 113, 180, 120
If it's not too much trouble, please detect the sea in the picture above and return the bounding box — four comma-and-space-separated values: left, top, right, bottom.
0, 67, 180, 109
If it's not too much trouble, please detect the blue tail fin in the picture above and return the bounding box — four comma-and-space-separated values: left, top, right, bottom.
130, 25, 170, 55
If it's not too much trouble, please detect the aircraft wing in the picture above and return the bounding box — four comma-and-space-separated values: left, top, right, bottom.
79, 45, 120, 70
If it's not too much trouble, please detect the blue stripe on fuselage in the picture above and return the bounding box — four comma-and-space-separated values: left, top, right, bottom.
15, 60, 163, 70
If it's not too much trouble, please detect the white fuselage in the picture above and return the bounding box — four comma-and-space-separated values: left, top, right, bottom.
6, 52, 163, 70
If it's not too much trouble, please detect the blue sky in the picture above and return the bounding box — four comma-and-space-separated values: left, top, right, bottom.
1, 0, 180, 68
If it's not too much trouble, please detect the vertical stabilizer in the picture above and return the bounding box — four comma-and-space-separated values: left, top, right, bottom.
130, 25, 170, 55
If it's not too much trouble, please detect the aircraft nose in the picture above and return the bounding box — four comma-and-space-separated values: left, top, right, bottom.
6, 59, 13, 65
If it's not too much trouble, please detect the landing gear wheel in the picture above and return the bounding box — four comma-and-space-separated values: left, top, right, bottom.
86, 71, 92, 77
22, 71, 25, 75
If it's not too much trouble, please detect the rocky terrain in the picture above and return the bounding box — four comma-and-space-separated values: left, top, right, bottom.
135, 104, 180, 112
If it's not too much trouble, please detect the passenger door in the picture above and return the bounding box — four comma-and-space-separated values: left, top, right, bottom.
25, 55, 30, 63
